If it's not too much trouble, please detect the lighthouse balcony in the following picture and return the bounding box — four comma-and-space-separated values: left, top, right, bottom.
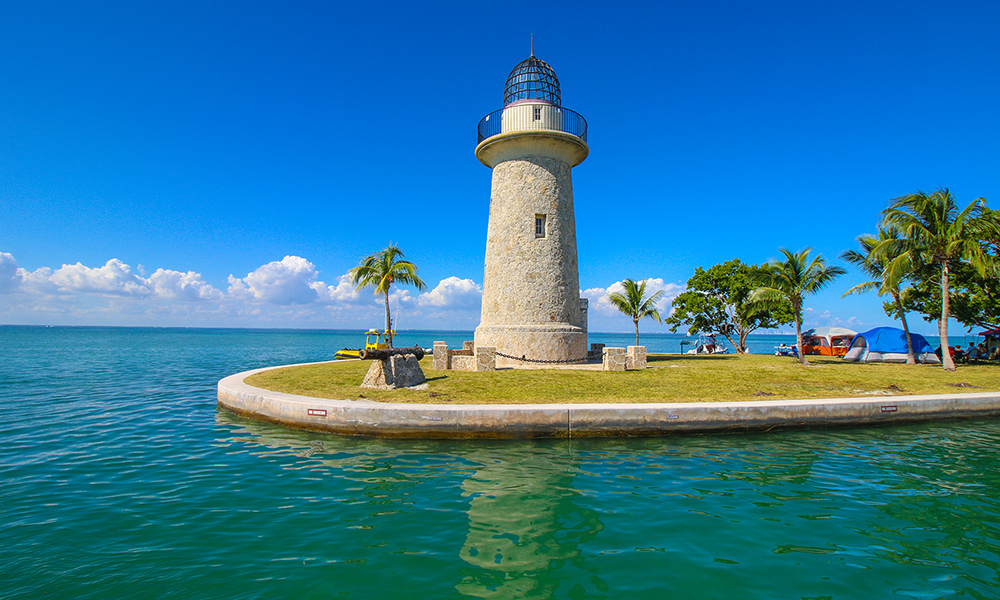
477, 103, 588, 144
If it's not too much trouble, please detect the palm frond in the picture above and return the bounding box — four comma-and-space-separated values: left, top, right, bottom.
608, 278, 663, 322
349, 244, 427, 295
842, 280, 880, 297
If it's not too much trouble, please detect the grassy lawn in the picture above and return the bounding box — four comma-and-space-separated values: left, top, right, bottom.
242, 354, 1000, 405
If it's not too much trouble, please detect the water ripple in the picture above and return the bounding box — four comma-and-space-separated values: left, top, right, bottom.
2, 327, 1000, 598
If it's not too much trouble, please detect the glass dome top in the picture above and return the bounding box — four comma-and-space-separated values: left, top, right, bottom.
503, 55, 561, 107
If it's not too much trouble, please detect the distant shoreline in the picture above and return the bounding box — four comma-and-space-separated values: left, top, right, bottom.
0, 323, 955, 338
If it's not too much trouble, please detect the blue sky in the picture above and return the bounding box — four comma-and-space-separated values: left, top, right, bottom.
2, 0, 998, 335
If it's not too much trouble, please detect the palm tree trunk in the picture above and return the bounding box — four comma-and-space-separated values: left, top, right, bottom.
634, 318, 639, 347
940, 261, 954, 371
794, 303, 807, 365
893, 294, 916, 365
384, 291, 393, 348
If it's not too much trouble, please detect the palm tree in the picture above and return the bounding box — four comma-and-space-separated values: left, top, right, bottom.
880, 188, 990, 371
841, 228, 917, 364
608, 279, 664, 346
751, 248, 845, 365
348, 244, 426, 348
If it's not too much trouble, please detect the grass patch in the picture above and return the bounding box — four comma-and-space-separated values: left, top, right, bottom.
243, 354, 1000, 404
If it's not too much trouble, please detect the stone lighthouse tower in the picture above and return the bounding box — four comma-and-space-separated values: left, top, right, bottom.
474, 53, 589, 366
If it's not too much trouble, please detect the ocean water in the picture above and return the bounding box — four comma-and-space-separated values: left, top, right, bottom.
2, 326, 997, 599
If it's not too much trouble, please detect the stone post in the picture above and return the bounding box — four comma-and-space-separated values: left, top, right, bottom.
475, 346, 497, 372
627, 346, 647, 370
433, 342, 449, 370
603, 347, 627, 371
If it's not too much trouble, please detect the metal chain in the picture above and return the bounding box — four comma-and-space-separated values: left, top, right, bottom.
494, 350, 601, 364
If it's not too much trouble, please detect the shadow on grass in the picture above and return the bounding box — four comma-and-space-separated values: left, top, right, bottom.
648, 354, 742, 363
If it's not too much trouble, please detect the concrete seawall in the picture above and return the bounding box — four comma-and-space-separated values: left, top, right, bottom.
217, 362, 1000, 439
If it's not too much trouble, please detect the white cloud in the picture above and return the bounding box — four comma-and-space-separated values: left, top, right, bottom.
314, 274, 367, 305
0, 253, 229, 306
389, 288, 416, 306
230, 255, 321, 305
0, 250, 947, 335
226, 274, 251, 299
0, 253, 19, 293
804, 309, 866, 332
0, 252, 475, 329
16, 266, 59, 295
49, 259, 151, 297
3, 256, 224, 302
417, 277, 482, 309
583, 278, 685, 317
147, 269, 224, 301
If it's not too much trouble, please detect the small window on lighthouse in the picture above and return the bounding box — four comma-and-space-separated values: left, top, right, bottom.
535, 214, 546, 238
533, 106, 541, 120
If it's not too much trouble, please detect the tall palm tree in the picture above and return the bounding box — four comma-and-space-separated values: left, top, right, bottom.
348, 244, 426, 348
841, 228, 918, 364
608, 279, 664, 346
880, 188, 990, 371
751, 248, 845, 365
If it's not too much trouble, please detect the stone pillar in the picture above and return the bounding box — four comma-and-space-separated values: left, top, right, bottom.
475, 346, 497, 372
603, 347, 627, 372
463, 340, 475, 353
433, 342, 449, 370
627, 346, 647, 370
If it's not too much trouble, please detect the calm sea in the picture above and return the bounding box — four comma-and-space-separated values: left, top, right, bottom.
2, 325, 996, 599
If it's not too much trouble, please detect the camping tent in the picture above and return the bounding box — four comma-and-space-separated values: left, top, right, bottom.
842, 327, 941, 363
978, 328, 1000, 359
801, 327, 857, 356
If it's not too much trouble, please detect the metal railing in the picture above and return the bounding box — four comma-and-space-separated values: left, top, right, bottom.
477, 105, 588, 144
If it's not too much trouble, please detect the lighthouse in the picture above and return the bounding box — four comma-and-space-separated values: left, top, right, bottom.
474, 53, 589, 366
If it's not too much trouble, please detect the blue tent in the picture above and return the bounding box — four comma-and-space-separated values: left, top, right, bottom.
843, 327, 940, 363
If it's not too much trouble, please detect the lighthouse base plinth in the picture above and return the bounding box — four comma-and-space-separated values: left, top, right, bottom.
474, 324, 588, 367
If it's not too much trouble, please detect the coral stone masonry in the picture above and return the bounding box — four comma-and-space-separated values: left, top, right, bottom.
474, 53, 590, 367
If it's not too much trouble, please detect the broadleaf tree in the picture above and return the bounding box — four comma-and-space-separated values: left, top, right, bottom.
898, 261, 1000, 332
665, 259, 793, 353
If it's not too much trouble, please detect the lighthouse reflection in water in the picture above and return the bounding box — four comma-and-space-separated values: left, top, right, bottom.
218, 411, 1000, 598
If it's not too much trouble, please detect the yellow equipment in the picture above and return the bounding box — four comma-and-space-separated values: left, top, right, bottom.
334, 329, 395, 360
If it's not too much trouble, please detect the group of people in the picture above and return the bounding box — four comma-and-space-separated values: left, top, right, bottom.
938, 341, 999, 363
775, 342, 798, 357
962, 341, 998, 362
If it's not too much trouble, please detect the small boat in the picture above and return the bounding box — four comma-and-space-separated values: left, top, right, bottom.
334, 329, 395, 360
683, 334, 728, 355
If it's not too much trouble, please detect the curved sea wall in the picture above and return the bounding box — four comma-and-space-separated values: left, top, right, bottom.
218, 363, 1000, 439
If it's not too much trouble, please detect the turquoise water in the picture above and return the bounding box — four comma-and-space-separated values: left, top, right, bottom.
2, 326, 998, 599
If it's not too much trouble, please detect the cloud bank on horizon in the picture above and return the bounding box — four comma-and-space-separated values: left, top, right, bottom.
0, 251, 668, 331
0, 251, 890, 334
